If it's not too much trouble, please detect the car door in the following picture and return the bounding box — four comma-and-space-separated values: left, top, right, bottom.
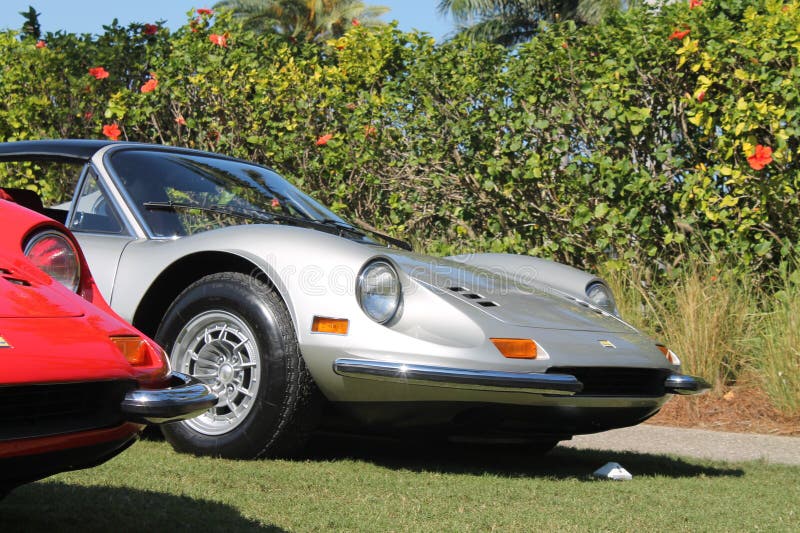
67, 165, 137, 301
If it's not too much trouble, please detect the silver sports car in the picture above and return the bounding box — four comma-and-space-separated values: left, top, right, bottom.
0, 140, 709, 458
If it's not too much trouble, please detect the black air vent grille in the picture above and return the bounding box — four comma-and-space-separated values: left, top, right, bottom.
547, 367, 671, 397
448, 287, 500, 309
0, 380, 136, 441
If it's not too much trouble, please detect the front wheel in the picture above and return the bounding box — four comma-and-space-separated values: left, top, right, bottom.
156, 272, 318, 459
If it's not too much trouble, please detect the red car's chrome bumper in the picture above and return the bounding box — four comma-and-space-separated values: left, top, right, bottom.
121, 371, 217, 424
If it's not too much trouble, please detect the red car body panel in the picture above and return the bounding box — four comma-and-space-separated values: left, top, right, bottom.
0, 196, 215, 489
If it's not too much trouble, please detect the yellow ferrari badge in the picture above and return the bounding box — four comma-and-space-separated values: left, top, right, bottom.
598, 340, 616, 349
0, 335, 11, 348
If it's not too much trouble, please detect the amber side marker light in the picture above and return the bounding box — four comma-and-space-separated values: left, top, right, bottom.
491, 338, 538, 359
657, 345, 681, 365
312, 316, 350, 335
111, 336, 150, 366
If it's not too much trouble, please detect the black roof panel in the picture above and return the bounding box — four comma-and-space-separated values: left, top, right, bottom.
0, 139, 117, 162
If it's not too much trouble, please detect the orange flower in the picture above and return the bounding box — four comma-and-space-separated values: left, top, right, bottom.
669, 29, 690, 40
143, 23, 158, 35
35, 40, 46, 48
103, 123, 121, 141
271, 198, 280, 208
209, 33, 228, 47
747, 145, 773, 170
364, 125, 376, 137
316, 134, 333, 146
697, 91, 705, 102
140, 76, 158, 93
689, 0, 702, 9
89, 67, 109, 79
196, 8, 214, 15
175, 115, 187, 126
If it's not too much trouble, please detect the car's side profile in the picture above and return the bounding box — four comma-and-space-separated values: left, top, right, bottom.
0, 140, 709, 460
0, 197, 216, 496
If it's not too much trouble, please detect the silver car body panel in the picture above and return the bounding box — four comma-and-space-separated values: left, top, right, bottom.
0, 141, 704, 430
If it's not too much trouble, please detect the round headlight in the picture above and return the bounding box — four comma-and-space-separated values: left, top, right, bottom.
357, 260, 401, 324
586, 281, 618, 316
24, 230, 81, 293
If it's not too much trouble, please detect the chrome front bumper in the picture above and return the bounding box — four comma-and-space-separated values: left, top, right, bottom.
333, 358, 711, 397
121, 372, 217, 424
664, 373, 712, 395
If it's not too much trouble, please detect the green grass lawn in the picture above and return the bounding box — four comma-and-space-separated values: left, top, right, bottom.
2, 434, 798, 532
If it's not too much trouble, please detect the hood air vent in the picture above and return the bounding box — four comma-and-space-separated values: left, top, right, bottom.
448, 286, 499, 309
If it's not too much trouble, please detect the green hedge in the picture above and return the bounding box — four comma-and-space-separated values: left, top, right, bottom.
1, 1, 798, 277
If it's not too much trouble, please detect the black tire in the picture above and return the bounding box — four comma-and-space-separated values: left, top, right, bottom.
156, 272, 319, 459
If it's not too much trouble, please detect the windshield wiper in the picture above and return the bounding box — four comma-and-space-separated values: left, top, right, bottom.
143, 201, 412, 250
319, 219, 412, 251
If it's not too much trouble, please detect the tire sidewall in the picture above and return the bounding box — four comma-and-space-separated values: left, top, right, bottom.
157, 273, 296, 458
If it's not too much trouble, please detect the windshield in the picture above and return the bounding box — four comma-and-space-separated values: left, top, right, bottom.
109, 149, 349, 238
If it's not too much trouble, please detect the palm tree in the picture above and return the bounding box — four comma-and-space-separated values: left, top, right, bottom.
214, 0, 390, 42
438, 0, 636, 46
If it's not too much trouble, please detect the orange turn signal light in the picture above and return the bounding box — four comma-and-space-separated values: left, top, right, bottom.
312, 316, 350, 335
491, 338, 538, 359
657, 345, 680, 365
111, 336, 149, 366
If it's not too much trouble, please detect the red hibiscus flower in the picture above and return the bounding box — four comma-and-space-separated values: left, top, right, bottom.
140, 76, 158, 93
103, 123, 121, 141
89, 67, 109, 79
209, 33, 228, 47
196, 8, 214, 15
0, 189, 13, 201
316, 134, 333, 146
84, 111, 93, 121
669, 29, 690, 40
143, 24, 158, 35
689, 0, 702, 9
271, 198, 280, 208
697, 91, 705, 102
35, 40, 46, 48
352, 18, 360, 26
175, 115, 187, 126
747, 145, 773, 170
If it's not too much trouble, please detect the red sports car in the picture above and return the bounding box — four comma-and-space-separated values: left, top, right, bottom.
0, 189, 216, 497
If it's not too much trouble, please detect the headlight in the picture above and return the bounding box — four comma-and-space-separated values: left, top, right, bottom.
357, 260, 401, 324
24, 230, 81, 293
586, 281, 618, 316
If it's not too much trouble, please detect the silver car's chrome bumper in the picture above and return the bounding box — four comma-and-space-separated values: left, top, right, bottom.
333, 358, 583, 395
333, 358, 711, 397
121, 372, 217, 424
664, 373, 711, 395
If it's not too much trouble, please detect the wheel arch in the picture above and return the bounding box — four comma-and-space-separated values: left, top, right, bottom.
131, 250, 285, 338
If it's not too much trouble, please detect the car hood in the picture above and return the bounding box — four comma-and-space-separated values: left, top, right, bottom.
387, 251, 634, 333
0, 254, 83, 319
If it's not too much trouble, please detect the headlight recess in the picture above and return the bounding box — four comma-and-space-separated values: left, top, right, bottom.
585, 281, 618, 316
24, 230, 82, 293
357, 259, 401, 324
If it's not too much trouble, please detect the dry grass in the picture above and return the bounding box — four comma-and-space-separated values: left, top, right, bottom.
602, 259, 799, 417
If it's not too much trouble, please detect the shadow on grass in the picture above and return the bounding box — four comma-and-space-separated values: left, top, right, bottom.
0, 482, 280, 532
301, 433, 745, 480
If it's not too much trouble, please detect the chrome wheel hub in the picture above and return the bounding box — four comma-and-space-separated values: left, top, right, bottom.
171, 310, 261, 435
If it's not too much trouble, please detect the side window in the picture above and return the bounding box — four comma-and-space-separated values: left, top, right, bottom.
69, 169, 125, 234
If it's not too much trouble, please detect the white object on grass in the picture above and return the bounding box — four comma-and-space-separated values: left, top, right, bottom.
593, 462, 633, 480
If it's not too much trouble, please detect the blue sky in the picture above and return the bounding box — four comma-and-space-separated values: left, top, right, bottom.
0, 1, 455, 42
